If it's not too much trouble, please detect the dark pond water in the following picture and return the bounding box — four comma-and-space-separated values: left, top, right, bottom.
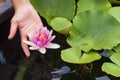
0, 12, 120, 80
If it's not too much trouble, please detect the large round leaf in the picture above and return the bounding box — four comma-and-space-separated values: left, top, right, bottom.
30, 0, 75, 23
61, 47, 101, 64
67, 11, 120, 52
102, 62, 120, 77
77, 0, 111, 14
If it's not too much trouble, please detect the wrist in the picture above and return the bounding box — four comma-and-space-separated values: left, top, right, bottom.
12, 0, 30, 11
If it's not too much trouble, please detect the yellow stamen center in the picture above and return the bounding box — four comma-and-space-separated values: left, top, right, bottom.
39, 34, 45, 40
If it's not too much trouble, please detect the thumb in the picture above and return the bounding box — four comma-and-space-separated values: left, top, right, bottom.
8, 20, 18, 39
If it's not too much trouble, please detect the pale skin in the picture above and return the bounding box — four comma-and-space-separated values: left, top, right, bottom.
8, 0, 43, 57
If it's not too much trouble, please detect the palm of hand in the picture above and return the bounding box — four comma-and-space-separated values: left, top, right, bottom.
9, 4, 43, 57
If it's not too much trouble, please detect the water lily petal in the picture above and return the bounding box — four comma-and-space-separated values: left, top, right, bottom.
50, 36, 56, 41
23, 40, 37, 47
47, 36, 56, 45
41, 27, 48, 34
29, 46, 39, 50
28, 32, 33, 41
39, 48, 46, 54
48, 30, 53, 39
49, 30, 53, 36
46, 43, 60, 49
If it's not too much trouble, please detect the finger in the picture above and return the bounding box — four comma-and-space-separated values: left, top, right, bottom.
8, 20, 18, 39
21, 36, 31, 57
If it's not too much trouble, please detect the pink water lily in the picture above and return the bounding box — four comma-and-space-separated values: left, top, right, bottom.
23, 27, 60, 54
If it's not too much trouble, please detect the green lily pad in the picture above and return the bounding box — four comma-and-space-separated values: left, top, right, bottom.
77, 0, 111, 14
108, 7, 120, 23
50, 17, 72, 35
67, 11, 120, 52
102, 45, 120, 77
30, 0, 75, 23
110, 52, 120, 67
102, 62, 120, 77
61, 47, 101, 64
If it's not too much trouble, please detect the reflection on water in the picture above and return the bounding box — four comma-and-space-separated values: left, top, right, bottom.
95, 76, 110, 80
51, 66, 71, 80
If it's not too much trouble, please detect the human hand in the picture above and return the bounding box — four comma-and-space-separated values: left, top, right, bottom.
8, 1, 43, 57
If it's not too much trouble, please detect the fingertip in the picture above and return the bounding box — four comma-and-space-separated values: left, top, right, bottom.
23, 47, 31, 57
25, 51, 31, 58
8, 33, 13, 39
